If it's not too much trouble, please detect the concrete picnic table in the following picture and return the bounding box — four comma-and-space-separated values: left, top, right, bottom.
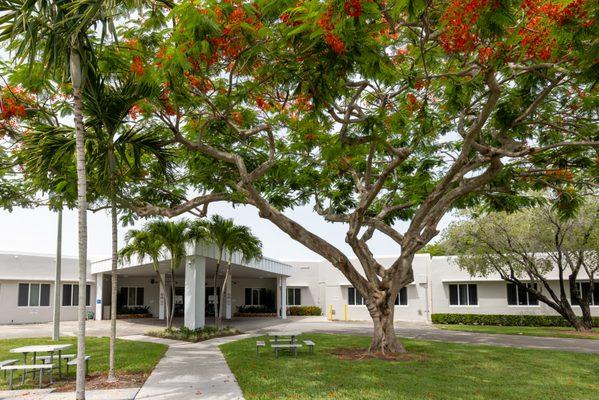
266, 331, 302, 344
9, 343, 72, 383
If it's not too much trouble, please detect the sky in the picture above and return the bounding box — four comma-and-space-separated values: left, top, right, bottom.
0, 203, 453, 262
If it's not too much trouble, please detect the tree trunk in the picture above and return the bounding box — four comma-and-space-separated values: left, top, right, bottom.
367, 300, 406, 355
52, 208, 62, 341
218, 262, 232, 326
213, 252, 222, 330
562, 301, 593, 332
71, 42, 87, 400
155, 270, 170, 328
168, 271, 176, 329
108, 197, 118, 382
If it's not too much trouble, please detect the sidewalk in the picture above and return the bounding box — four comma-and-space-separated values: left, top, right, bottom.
0, 388, 139, 400
126, 334, 249, 400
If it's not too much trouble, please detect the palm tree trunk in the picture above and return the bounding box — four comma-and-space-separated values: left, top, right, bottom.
169, 270, 176, 329
218, 261, 232, 325
108, 195, 118, 382
71, 42, 87, 400
155, 269, 170, 328
213, 251, 222, 329
52, 208, 62, 341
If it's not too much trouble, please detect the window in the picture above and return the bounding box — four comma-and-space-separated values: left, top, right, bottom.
571, 282, 599, 306
18, 283, 50, 307
506, 283, 538, 306
244, 288, 265, 306
62, 284, 92, 307
395, 287, 408, 306
449, 284, 478, 306
120, 287, 144, 307
348, 287, 365, 305
287, 288, 301, 306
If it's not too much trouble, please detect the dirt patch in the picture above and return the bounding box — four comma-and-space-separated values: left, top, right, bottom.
53, 371, 148, 392
329, 348, 427, 362
549, 329, 599, 338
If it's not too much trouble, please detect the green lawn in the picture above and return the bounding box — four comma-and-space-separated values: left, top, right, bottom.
436, 324, 599, 340
0, 337, 167, 390
221, 334, 599, 400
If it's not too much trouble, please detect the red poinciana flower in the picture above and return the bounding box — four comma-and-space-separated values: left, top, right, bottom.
130, 55, 145, 77
324, 32, 346, 54
344, 0, 362, 17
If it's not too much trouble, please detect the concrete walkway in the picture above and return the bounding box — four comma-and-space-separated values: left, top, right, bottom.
0, 388, 139, 400
125, 334, 247, 400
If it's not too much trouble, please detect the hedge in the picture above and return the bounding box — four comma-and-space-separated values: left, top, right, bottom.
431, 313, 599, 327
287, 306, 322, 316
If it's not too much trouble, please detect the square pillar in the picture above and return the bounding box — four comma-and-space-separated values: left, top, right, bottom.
185, 257, 206, 329
225, 274, 232, 319
158, 273, 166, 320
281, 277, 287, 320
276, 277, 281, 317
95, 273, 103, 321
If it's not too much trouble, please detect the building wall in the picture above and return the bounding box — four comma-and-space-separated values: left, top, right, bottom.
0, 280, 96, 324
230, 277, 277, 313
115, 276, 161, 318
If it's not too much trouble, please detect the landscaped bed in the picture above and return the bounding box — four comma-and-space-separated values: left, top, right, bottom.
221, 333, 599, 400
436, 324, 599, 340
147, 326, 240, 342
0, 337, 167, 391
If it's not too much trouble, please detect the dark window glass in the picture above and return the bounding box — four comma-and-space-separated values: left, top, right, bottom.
468, 284, 478, 306
85, 285, 91, 306
287, 288, 294, 305
528, 284, 538, 305
259, 288, 267, 306
594, 283, 599, 306
295, 289, 301, 305
40, 284, 50, 307
356, 290, 364, 305
137, 287, 144, 306
252, 289, 259, 305
73, 284, 79, 306
517, 285, 528, 305
570, 283, 579, 305
348, 287, 355, 305
399, 287, 408, 306
449, 284, 458, 306
507, 284, 517, 305
459, 284, 468, 305
121, 287, 129, 306
62, 284, 72, 306
581, 282, 591, 303
245, 288, 251, 305
18, 283, 29, 307
128, 287, 136, 306
29, 283, 40, 307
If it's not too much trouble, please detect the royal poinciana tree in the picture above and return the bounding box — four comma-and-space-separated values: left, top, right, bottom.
115, 0, 599, 354
444, 200, 599, 332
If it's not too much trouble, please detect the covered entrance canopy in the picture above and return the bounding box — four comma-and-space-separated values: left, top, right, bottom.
91, 242, 293, 329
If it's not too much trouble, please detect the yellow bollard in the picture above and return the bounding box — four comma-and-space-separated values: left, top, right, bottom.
344, 304, 347, 321
329, 304, 333, 320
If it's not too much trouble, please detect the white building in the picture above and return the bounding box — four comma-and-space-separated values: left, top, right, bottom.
1, 250, 597, 325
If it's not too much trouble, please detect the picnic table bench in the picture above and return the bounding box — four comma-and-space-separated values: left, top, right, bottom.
1, 364, 53, 389
272, 343, 302, 358
0, 359, 18, 379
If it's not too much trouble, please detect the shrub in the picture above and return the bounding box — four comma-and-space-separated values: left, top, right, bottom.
148, 326, 240, 342
117, 306, 150, 315
236, 305, 275, 314
432, 313, 599, 327
287, 306, 322, 316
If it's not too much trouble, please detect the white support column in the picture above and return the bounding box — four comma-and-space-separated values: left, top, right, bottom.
158, 273, 166, 320
95, 273, 103, 321
276, 277, 281, 318
225, 275, 232, 320
184, 257, 206, 329
281, 277, 287, 320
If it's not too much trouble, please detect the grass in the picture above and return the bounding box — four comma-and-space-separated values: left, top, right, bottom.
147, 325, 240, 342
221, 333, 599, 400
0, 337, 167, 390
436, 324, 599, 340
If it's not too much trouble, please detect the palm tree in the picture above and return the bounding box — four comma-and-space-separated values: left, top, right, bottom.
146, 220, 191, 329
0, 2, 118, 397
120, 229, 171, 327
83, 72, 167, 382
217, 226, 262, 329
189, 216, 262, 330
